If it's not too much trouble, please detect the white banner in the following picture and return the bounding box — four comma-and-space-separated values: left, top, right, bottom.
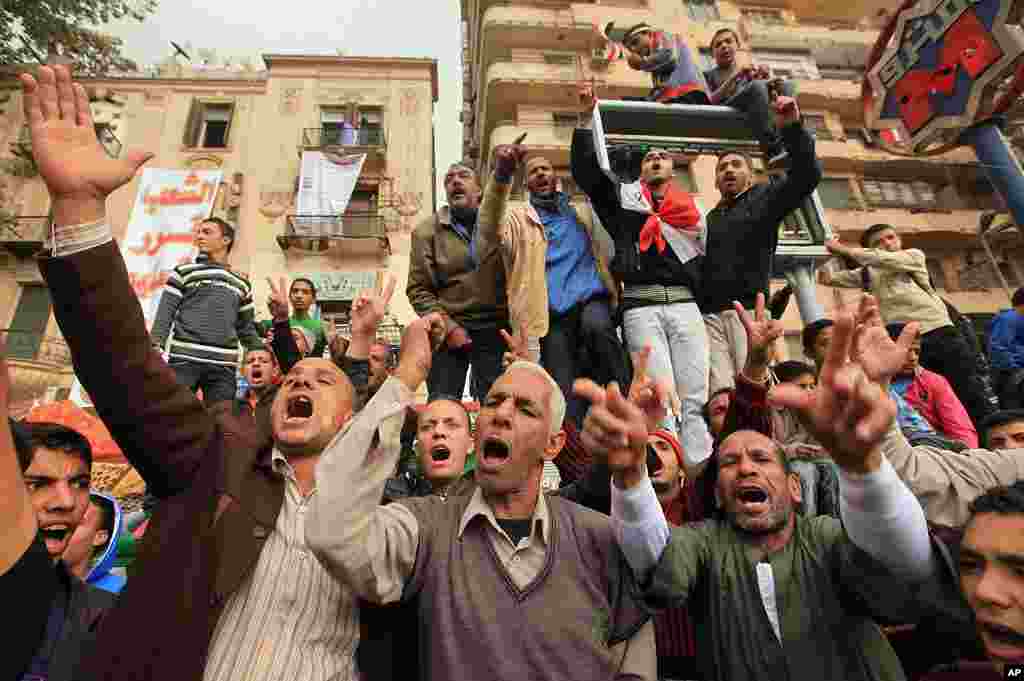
296, 152, 366, 236
121, 168, 223, 325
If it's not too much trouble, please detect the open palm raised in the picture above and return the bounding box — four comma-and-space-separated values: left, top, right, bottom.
21, 66, 152, 206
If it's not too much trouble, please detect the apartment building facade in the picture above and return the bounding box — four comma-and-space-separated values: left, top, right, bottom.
0, 54, 437, 403
459, 0, 1023, 359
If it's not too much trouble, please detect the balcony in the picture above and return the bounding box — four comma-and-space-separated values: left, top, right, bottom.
301, 127, 386, 151
1, 330, 72, 366
278, 212, 390, 255
0, 216, 48, 258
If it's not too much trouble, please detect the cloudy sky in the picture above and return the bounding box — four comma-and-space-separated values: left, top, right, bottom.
103, 0, 463, 207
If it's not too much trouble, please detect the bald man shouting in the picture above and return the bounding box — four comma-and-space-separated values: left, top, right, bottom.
477, 144, 630, 427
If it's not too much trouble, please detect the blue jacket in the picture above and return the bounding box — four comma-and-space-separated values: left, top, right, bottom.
989, 309, 1024, 371
86, 492, 126, 594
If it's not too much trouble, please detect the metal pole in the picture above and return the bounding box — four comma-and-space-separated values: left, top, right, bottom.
782, 260, 825, 324
961, 119, 1024, 232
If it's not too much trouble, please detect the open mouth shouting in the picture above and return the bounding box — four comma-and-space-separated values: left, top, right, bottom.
735, 485, 770, 513
286, 394, 314, 422
430, 445, 451, 462
478, 436, 511, 470
979, 620, 1024, 662
40, 524, 72, 554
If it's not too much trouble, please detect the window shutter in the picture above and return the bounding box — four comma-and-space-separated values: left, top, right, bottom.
183, 100, 202, 147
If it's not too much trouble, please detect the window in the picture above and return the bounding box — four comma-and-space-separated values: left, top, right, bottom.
6, 285, 52, 360
752, 51, 820, 80
183, 101, 234, 148
817, 177, 858, 209
743, 8, 784, 25
683, 0, 720, 22
802, 113, 834, 141
860, 179, 938, 208
358, 107, 384, 146
320, 107, 350, 146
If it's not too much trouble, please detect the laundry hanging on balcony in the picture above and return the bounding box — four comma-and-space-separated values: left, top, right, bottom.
295, 151, 367, 237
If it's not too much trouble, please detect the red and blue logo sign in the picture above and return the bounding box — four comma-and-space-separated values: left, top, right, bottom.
865, 0, 1024, 149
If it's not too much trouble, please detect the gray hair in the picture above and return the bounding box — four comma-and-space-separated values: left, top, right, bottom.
504, 361, 566, 437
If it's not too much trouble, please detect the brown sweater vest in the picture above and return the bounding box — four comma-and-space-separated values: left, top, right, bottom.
398, 493, 650, 681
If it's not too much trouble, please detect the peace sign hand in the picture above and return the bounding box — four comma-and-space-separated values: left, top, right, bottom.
500, 322, 532, 368
266, 277, 290, 322
21, 66, 153, 222
627, 345, 680, 434
736, 292, 784, 381
351, 274, 396, 338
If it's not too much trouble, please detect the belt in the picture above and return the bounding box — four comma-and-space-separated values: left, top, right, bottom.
623, 283, 695, 306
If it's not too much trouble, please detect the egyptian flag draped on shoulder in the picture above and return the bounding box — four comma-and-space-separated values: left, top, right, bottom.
619, 180, 705, 270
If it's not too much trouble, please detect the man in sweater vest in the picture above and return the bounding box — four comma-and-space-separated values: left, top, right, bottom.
307, 362, 656, 681
150, 216, 263, 404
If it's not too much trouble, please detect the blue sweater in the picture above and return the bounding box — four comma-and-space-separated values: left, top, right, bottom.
535, 197, 606, 315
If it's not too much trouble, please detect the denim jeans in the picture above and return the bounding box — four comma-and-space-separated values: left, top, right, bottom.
426, 325, 507, 402
622, 302, 712, 465
541, 297, 631, 427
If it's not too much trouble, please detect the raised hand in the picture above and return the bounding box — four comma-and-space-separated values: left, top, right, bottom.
627, 345, 678, 433
493, 133, 528, 180
394, 313, 445, 391
768, 296, 895, 474
21, 66, 153, 221
350, 275, 396, 338
736, 293, 784, 383
773, 95, 801, 129
579, 84, 597, 114
850, 294, 919, 383
574, 379, 650, 488
266, 277, 290, 322
500, 322, 530, 369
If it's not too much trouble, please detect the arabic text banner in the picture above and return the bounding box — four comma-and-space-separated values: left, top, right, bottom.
122, 168, 223, 325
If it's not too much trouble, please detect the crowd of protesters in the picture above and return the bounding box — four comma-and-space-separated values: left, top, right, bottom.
6, 21, 1024, 680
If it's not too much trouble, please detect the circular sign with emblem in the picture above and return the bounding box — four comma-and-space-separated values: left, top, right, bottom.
864, 0, 1024, 153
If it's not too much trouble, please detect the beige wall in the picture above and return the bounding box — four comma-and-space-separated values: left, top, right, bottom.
0, 56, 436, 399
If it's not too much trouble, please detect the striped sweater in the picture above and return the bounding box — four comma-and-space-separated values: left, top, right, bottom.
150, 260, 263, 366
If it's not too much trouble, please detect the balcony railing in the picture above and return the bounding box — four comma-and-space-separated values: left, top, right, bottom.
302, 127, 386, 149
0, 216, 49, 257
278, 212, 390, 254
0, 329, 72, 366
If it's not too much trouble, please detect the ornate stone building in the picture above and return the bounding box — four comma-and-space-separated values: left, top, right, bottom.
0, 54, 438, 402
458, 0, 1024, 359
